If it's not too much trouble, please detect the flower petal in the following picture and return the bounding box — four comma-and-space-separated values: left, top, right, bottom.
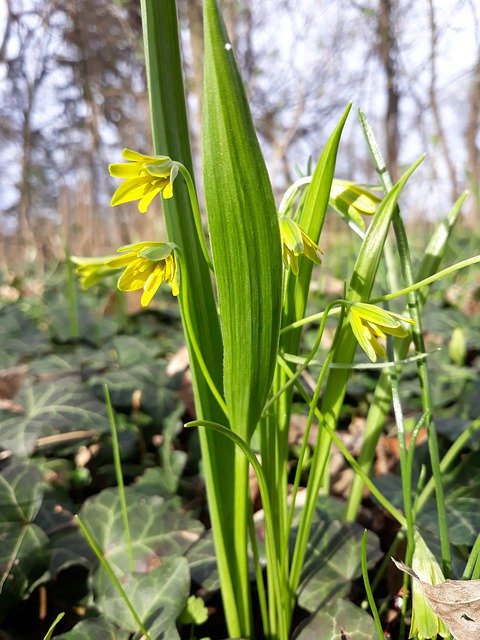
141, 265, 165, 306
110, 176, 153, 207
109, 162, 143, 178
138, 186, 162, 213
350, 309, 377, 362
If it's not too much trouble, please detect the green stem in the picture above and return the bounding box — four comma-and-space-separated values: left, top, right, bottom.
177, 163, 213, 271
76, 515, 152, 640
264, 299, 344, 413
186, 420, 289, 640
104, 384, 134, 573
463, 534, 480, 580
178, 252, 228, 417
361, 531, 384, 640
247, 504, 270, 638
276, 356, 406, 528
369, 255, 480, 304
359, 107, 451, 575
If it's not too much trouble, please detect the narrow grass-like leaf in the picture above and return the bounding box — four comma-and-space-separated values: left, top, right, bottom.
290, 156, 423, 598
203, 0, 283, 441
345, 192, 467, 521
75, 515, 151, 640
103, 384, 133, 573
361, 532, 384, 639
202, 4, 284, 635
42, 613, 65, 640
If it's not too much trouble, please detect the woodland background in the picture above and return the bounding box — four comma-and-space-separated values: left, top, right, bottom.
1, 0, 479, 273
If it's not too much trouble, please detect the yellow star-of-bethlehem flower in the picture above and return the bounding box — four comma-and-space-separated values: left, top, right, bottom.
109, 148, 178, 213
106, 242, 179, 306
71, 255, 121, 289
278, 215, 322, 275
348, 302, 414, 362
72, 242, 179, 307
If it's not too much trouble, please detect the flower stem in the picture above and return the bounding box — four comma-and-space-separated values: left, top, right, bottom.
177, 163, 213, 271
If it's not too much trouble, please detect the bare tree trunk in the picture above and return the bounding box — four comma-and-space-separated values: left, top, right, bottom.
427, 0, 459, 203
378, 0, 401, 181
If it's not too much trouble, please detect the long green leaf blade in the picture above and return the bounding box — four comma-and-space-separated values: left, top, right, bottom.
203, 0, 283, 441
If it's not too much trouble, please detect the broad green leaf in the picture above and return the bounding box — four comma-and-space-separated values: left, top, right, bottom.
185, 530, 220, 592
88, 362, 178, 422
420, 497, 480, 547
78, 487, 203, 575
0, 463, 49, 621
293, 599, 377, 639
0, 304, 51, 366
94, 558, 189, 640
34, 493, 93, 576
297, 520, 381, 612
55, 618, 130, 639
0, 378, 109, 456
203, 0, 283, 440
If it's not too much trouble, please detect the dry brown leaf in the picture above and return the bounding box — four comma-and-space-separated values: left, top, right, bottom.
393, 558, 480, 639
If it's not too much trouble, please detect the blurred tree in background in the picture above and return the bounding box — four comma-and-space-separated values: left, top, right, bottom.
0, 0, 479, 270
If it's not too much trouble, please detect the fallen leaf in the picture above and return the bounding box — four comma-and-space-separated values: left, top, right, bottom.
393, 558, 480, 639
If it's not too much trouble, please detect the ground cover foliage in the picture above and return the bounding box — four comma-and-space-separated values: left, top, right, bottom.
0, 226, 479, 639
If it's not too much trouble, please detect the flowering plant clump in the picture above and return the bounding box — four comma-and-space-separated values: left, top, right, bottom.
347, 302, 414, 362
278, 214, 322, 275
109, 148, 179, 213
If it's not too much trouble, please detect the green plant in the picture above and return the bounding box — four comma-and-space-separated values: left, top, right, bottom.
10, 1, 477, 639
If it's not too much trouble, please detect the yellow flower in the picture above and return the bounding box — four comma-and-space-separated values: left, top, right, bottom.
330, 179, 381, 231
348, 302, 414, 362
278, 215, 322, 275
106, 241, 179, 306
109, 148, 179, 213
71, 255, 121, 289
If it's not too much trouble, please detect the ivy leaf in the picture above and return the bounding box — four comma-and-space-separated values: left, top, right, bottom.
0, 378, 109, 456
54, 618, 130, 639
0, 463, 50, 620
94, 557, 189, 640
292, 599, 377, 639
78, 488, 204, 576
297, 519, 381, 612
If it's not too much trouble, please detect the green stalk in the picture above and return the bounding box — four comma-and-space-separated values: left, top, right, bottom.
140, 2, 240, 634
76, 516, 152, 640
361, 531, 384, 639
269, 110, 351, 622
463, 534, 480, 580
187, 420, 289, 640
358, 109, 451, 575
103, 384, 134, 573
276, 356, 406, 528
42, 613, 65, 640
